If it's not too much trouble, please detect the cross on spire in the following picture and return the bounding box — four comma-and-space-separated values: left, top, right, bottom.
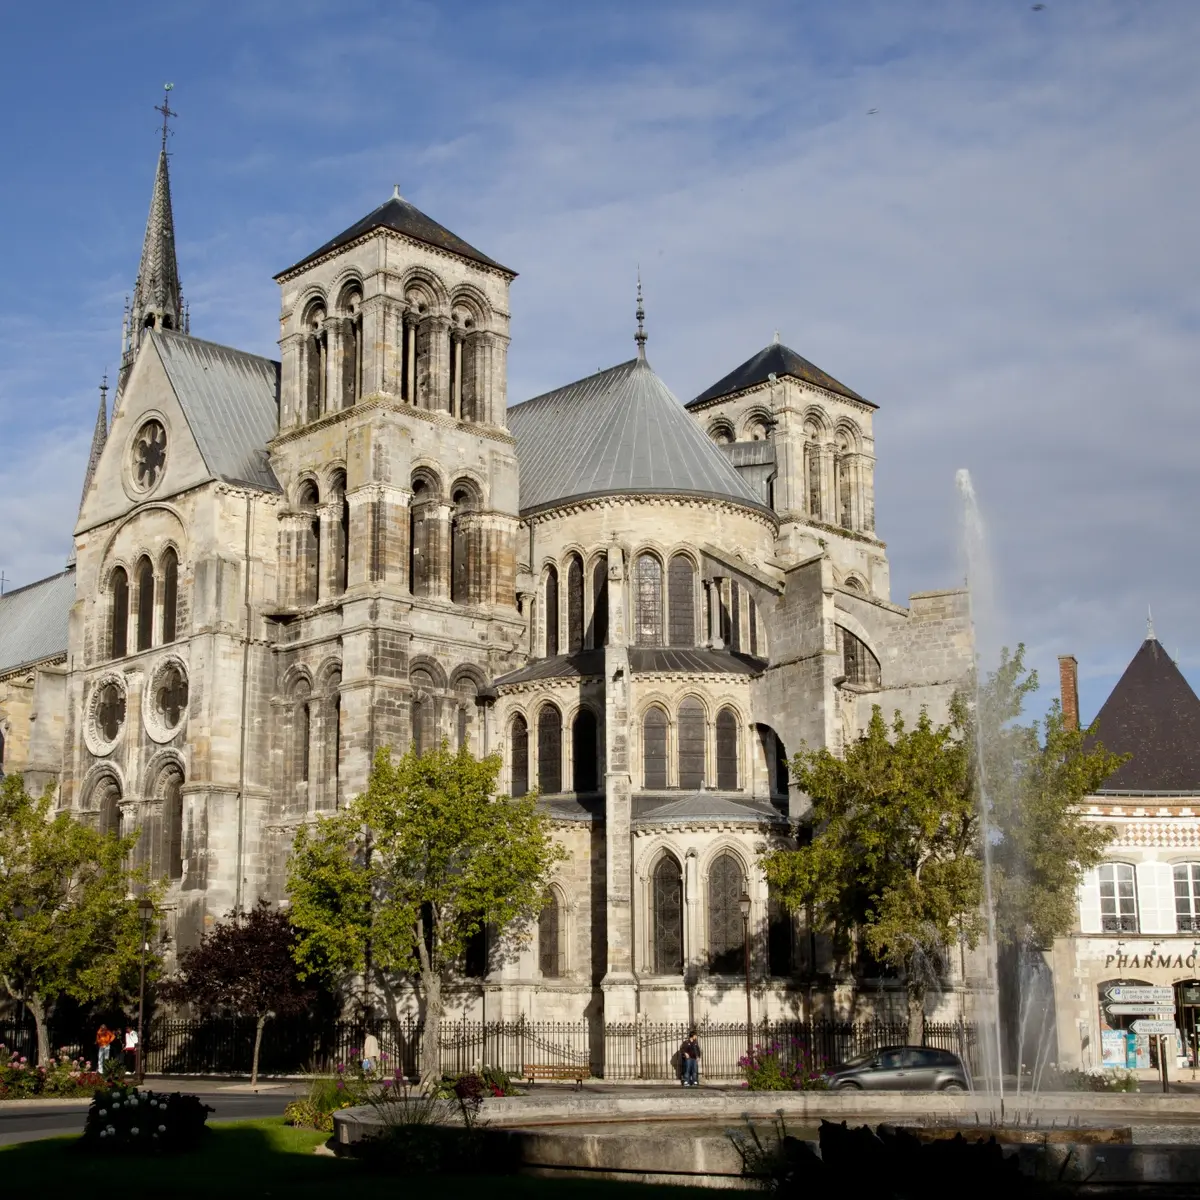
635, 270, 647, 359
155, 83, 177, 152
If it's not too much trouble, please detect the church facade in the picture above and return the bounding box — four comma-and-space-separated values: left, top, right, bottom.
0, 138, 974, 1028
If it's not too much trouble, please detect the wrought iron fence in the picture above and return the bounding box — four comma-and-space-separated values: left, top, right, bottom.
0, 1015, 977, 1080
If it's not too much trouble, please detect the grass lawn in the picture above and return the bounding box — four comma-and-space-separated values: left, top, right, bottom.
0, 1118, 703, 1198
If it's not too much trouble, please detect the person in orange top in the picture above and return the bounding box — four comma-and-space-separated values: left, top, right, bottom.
96, 1024, 115, 1072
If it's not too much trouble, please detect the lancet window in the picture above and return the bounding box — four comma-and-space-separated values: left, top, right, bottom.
652, 855, 684, 975
708, 853, 746, 973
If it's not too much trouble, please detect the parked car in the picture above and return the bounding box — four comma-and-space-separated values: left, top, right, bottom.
825, 1046, 970, 1091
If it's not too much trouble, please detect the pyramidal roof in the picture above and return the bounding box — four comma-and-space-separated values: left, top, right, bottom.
133, 150, 183, 327
1088, 636, 1200, 792
508, 356, 773, 518
689, 340, 872, 409
278, 190, 512, 278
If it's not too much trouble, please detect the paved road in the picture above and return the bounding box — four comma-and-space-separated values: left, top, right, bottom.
0, 1084, 306, 1147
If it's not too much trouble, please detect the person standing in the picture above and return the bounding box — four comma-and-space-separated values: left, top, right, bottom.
123, 1026, 139, 1073
681, 1030, 701, 1087
362, 1031, 380, 1074
96, 1024, 115, 1072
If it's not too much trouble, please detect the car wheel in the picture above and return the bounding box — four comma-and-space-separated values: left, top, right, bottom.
939, 1081, 966, 1093
834, 1080, 862, 1091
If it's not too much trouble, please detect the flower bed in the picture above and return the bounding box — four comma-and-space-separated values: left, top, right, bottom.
738, 1039, 829, 1090
0, 1043, 106, 1099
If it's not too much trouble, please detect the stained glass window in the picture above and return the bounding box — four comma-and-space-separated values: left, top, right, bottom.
653, 856, 683, 974
668, 555, 695, 647
539, 893, 562, 977
133, 420, 167, 490
708, 853, 745, 973
678, 698, 705, 790
545, 567, 560, 656
511, 715, 529, 797
156, 664, 189, 728
110, 568, 129, 660
566, 555, 584, 652
161, 548, 178, 644
716, 707, 738, 789
572, 709, 598, 793
97, 682, 126, 742
635, 554, 663, 646
590, 555, 608, 648
730, 582, 742, 653
643, 707, 668, 789
136, 557, 155, 652
538, 704, 563, 793
162, 769, 184, 881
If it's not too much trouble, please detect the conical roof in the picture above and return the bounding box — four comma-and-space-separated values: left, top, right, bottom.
278, 191, 512, 278
508, 357, 773, 517
1089, 637, 1200, 792
689, 340, 872, 409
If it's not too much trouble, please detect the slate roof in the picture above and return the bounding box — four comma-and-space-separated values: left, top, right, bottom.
492, 647, 765, 687
1088, 637, 1200, 793
633, 792, 784, 826
278, 193, 512, 278
689, 341, 873, 409
0, 569, 75, 677
152, 331, 282, 492
507, 357, 773, 517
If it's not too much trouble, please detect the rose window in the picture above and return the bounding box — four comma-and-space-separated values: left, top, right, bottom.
156, 664, 189, 728
97, 683, 126, 741
133, 421, 167, 490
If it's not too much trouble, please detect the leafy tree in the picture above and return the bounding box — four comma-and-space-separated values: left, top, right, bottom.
288, 743, 562, 1082
159, 899, 315, 1087
762, 705, 981, 1043
0, 774, 158, 1065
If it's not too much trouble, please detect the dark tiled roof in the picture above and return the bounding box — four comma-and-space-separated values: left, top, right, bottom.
278, 193, 512, 278
0, 569, 75, 677
153, 332, 282, 492
540, 796, 605, 822
507, 357, 773, 517
1088, 638, 1200, 792
492, 647, 765, 687
689, 341, 873, 409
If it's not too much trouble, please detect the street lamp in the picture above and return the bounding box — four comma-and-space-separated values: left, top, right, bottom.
739, 891, 752, 1061
136, 897, 154, 1083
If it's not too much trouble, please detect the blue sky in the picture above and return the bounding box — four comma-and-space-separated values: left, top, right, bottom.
2, 0, 1198, 725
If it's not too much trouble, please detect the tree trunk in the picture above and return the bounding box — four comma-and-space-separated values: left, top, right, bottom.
251, 1013, 269, 1089
28, 995, 50, 1067
419, 968, 443, 1087
906, 982, 925, 1046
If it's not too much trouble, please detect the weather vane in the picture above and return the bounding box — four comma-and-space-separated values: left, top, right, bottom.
154, 83, 177, 151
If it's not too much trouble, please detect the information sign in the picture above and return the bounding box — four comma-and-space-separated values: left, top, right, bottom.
1107, 986, 1175, 1004
1131, 1019, 1178, 1036
1105, 1003, 1177, 1015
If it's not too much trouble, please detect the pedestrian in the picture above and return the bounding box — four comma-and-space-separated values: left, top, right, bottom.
123, 1026, 139, 1073
680, 1030, 701, 1087
362, 1031, 380, 1075
96, 1024, 115, 1072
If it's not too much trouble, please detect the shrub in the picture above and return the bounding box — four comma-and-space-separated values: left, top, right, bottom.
432, 1067, 519, 1101
1043, 1066, 1139, 1093
81, 1085, 213, 1153
284, 1067, 373, 1131
0, 1044, 105, 1100
739, 1040, 828, 1091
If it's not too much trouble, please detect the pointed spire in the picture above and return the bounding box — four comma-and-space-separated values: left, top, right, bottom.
635, 269, 647, 360
79, 374, 109, 510
1148, 605, 1157, 642
120, 87, 184, 392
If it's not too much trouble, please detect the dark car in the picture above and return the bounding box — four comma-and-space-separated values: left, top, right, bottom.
825, 1046, 970, 1091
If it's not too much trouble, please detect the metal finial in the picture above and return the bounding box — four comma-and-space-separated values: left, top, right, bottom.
100, 371, 108, 401
1147, 605, 1156, 641
155, 83, 177, 153
635, 269, 647, 359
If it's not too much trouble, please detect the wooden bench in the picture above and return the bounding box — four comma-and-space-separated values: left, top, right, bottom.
525, 1063, 587, 1089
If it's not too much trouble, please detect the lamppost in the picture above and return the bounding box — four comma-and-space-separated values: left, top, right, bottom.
739, 891, 752, 1061
136, 897, 154, 1083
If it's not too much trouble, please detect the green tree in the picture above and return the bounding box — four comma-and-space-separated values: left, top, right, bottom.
287, 743, 562, 1081
158, 900, 316, 1087
0, 774, 159, 1065
762, 706, 981, 1043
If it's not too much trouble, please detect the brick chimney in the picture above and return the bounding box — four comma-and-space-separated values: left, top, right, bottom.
1059, 655, 1079, 732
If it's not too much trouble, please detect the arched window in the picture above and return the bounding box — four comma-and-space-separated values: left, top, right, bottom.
327, 473, 349, 597
510, 715, 529, 797
450, 484, 477, 605
708, 852, 746, 973
455, 675, 479, 754
110, 567, 129, 659
537, 704, 563, 793
96, 776, 123, 839
716, 708, 738, 789
678, 699, 705, 790
635, 553, 663, 646
835, 434, 853, 529
298, 480, 320, 605
652, 855, 684, 975
804, 427, 822, 518
411, 668, 437, 756
643, 707, 668, 789
668, 555, 695, 647
539, 891, 562, 978
1099, 862, 1138, 932
840, 627, 881, 688
160, 767, 185, 881
544, 566, 560, 656
289, 680, 311, 797
305, 303, 327, 422
340, 286, 363, 407
300, 701, 312, 783
160, 548, 179, 644
408, 475, 435, 598
572, 709, 598, 793
590, 555, 608, 648
1176, 864, 1200, 931
135, 556, 155, 652
566, 554, 584, 652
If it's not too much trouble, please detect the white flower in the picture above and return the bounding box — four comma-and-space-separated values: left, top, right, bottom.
106, 1125, 115, 1134
158, 1124, 165, 1133
99, 1109, 107, 1117
99, 1131, 107, 1139
131, 1127, 139, 1135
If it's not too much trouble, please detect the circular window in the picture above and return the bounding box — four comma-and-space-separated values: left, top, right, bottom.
131, 420, 167, 491
85, 675, 128, 757
144, 658, 190, 743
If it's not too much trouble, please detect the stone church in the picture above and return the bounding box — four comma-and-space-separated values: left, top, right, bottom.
0, 135, 973, 1026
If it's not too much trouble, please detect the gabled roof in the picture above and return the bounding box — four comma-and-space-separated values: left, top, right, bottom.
507, 357, 773, 518
689, 340, 873, 409
277, 192, 512, 278
1089, 637, 1200, 793
0, 569, 75, 678
151, 331, 282, 492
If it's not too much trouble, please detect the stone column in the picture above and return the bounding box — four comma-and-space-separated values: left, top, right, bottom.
279, 332, 304, 430
708, 577, 725, 650
450, 328, 465, 418
403, 311, 418, 403
430, 502, 453, 598
318, 503, 339, 600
